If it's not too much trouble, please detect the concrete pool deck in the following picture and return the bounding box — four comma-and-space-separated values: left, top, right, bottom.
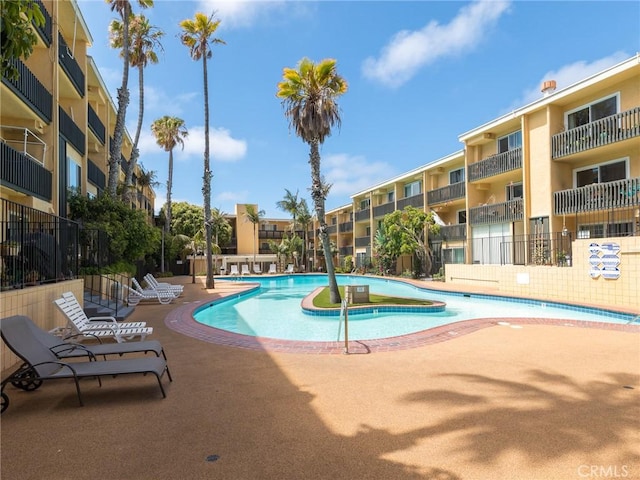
1, 275, 639, 479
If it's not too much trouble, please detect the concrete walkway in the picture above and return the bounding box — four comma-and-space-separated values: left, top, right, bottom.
1, 276, 639, 480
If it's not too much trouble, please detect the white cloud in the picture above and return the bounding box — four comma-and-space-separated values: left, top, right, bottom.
196, 0, 290, 28
507, 51, 631, 110
215, 189, 249, 203
323, 153, 395, 196
142, 86, 199, 116
181, 126, 248, 161
362, 0, 511, 88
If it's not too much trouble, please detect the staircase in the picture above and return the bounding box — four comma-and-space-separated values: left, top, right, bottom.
82, 290, 135, 321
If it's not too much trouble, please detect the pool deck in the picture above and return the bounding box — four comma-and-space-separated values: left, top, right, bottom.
2, 275, 639, 480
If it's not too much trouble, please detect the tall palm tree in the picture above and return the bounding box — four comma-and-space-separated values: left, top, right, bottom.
276, 189, 300, 233
276, 58, 348, 303
150, 116, 188, 241
109, 13, 164, 204
179, 12, 225, 289
243, 204, 264, 266
296, 198, 312, 271
106, 0, 154, 197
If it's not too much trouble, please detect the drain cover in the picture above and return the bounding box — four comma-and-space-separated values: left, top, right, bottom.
206, 455, 220, 462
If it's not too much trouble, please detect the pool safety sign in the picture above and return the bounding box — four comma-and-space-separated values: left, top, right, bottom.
588, 242, 620, 280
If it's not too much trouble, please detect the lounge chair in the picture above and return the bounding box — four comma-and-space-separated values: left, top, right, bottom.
268, 263, 277, 274
253, 264, 262, 274
133, 277, 180, 298
143, 274, 184, 296
285, 264, 294, 274
0, 315, 171, 412
123, 284, 176, 307
54, 292, 153, 343
241, 264, 251, 275
229, 265, 239, 276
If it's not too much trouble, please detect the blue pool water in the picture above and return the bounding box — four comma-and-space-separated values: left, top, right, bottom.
193, 275, 636, 342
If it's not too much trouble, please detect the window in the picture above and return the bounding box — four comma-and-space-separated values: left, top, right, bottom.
443, 248, 464, 264
457, 210, 467, 224
387, 191, 395, 203
497, 131, 522, 153
575, 159, 627, 187
404, 180, 421, 197
567, 95, 617, 129
449, 168, 464, 184
67, 157, 81, 192
359, 198, 370, 210
506, 182, 523, 200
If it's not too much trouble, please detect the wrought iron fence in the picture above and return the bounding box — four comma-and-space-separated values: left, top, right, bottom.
472, 231, 573, 266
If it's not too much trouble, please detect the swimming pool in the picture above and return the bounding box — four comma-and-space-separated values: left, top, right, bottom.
193, 275, 636, 342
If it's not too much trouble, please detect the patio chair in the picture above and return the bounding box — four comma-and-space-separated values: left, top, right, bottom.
268, 263, 277, 274
0, 315, 171, 413
143, 274, 184, 296
229, 265, 239, 276
241, 264, 251, 275
54, 292, 153, 343
123, 284, 176, 307
133, 277, 179, 298
285, 264, 294, 274
253, 264, 262, 274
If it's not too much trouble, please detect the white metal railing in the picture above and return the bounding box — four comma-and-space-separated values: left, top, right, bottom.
0, 125, 47, 165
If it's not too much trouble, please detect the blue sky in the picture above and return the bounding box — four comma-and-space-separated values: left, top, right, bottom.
76, 0, 640, 218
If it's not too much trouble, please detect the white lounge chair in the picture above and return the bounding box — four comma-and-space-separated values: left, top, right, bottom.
125, 283, 176, 306
241, 264, 251, 275
285, 264, 294, 274
253, 264, 262, 274
268, 264, 277, 274
53, 292, 153, 343
229, 265, 239, 276
143, 274, 184, 295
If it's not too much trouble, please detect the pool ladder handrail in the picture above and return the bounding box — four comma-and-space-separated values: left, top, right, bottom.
340, 299, 349, 354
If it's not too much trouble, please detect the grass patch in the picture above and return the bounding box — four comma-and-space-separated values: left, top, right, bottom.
313, 286, 433, 308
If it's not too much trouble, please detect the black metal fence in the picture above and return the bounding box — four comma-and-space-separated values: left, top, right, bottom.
0, 198, 79, 290
471, 231, 573, 266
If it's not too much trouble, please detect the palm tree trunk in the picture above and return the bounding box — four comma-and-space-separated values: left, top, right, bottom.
166, 148, 173, 237
108, 5, 131, 196
124, 64, 145, 204
202, 53, 214, 289
309, 139, 341, 303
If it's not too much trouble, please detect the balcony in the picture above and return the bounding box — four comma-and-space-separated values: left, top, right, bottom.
326, 224, 337, 235
58, 33, 85, 97
468, 147, 522, 182
339, 246, 353, 256
0, 141, 52, 201
427, 182, 466, 205
88, 105, 105, 144
554, 178, 640, 215
339, 221, 353, 233
431, 224, 467, 241
397, 193, 424, 210
33, 0, 52, 46
552, 107, 640, 159
354, 208, 370, 222
1, 58, 52, 122
469, 199, 523, 225
373, 201, 395, 218
355, 236, 370, 247
258, 230, 285, 240
59, 107, 85, 155
88, 159, 106, 190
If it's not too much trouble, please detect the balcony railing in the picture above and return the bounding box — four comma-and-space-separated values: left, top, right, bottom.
258, 230, 285, 239
0, 125, 47, 165
552, 107, 640, 159
33, 0, 52, 46
554, 178, 640, 215
0, 198, 79, 290
373, 201, 395, 218
326, 224, 337, 235
88, 105, 105, 144
397, 193, 424, 210
59, 107, 85, 155
1, 58, 52, 122
354, 208, 370, 222
58, 32, 85, 97
355, 236, 370, 247
0, 141, 52, 201
339, 246, 353, 256
88, 159, 106, 190
468, 147, 522, 182
469, 199, 523, 225
339, 221, 353, 233
431, 223, 467, 241
427, 182, 466, 205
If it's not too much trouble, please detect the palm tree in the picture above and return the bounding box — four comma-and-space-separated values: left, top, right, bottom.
243, 204, 264, 266
296, 199, 312, 271
150, 116, 188, 241
106, 0, 154, 197
179, 12, 225, 289
276, 189, 300, 234
276, 58, 347, 303
209, 207, 231, 274
109, 13, 164, 204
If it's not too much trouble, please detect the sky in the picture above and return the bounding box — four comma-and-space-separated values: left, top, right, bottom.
76, 0, 640, 219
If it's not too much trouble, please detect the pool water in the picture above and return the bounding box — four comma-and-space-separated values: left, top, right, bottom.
193, 274, 635, 342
